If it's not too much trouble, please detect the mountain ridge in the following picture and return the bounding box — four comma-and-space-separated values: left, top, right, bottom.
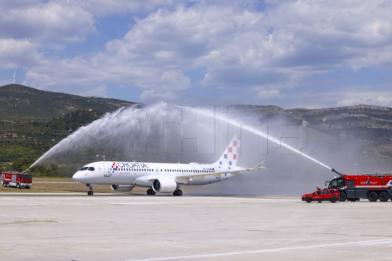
1, 84, 392, 175
0, 84, 136, 121
0, 84, 138, 172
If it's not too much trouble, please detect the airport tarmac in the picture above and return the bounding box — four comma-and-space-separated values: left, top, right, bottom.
0, 195, 392, 261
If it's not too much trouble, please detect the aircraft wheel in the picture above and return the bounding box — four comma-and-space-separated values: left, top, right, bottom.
86, 184, 94, 196
173, 189, 183, 196
330, 198, 337, 203
147, 188, 156, 196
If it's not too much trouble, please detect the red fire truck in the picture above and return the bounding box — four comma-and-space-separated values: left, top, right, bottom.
327, 169, 392, 202
1, 171, 32, 189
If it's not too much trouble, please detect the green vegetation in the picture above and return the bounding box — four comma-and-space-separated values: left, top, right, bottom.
0, 84, 136, 176
29, 164, 77, 177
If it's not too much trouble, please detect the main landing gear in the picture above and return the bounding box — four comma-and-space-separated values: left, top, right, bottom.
146, 188, 183, 196
173, 189, 182, 196
147, 188, 156, 196
86, 184, 94, 196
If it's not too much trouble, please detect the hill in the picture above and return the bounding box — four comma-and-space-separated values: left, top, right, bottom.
1, 84, 392, 176
233, 104, 392, 161
0, 84, 132, 120
0, 84, 137, 172
288, 105, 392, 160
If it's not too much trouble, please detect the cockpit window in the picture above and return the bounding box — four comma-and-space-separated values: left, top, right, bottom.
328, 177, 344, 189
88, 167, 95, 171
80, 167, 88, 171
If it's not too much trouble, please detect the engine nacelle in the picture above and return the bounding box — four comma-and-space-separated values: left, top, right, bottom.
111, 184, 134, 192
152, 178, 177, 193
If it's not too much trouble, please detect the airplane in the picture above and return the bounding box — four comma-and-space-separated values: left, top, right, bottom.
72, 136, 263, 196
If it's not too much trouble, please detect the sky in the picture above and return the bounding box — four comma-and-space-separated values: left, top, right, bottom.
1, 0, 392, 108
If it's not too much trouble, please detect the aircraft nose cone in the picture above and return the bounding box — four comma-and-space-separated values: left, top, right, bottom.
72, 171, 83, 182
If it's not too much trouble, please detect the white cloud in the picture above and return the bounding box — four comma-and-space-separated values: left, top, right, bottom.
278, 86, 392, 109
267, 0, 392, 67
3, 0, 392, 105
255, 88, 283, 99
0, 38, 39, 69
25, 5, 270, 100
139, 70, 191, 100
69, 0, 184, 16
337, 90, 392, 107
0, 2, 95, 45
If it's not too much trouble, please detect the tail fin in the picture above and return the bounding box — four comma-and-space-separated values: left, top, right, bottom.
215, 135, 240, 167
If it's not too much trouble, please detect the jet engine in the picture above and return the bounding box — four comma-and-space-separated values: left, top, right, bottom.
152, 178, 177, 193
111, 184, 134, 192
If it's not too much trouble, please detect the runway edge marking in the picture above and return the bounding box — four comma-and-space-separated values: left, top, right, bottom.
124, 238, 392, 261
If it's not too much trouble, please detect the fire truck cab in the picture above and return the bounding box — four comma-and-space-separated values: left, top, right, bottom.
327, 174, 392, 202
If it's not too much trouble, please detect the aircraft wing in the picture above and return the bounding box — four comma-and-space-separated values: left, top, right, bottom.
133, 162, 265, 186
181, 162, 265, 179
133, 175, 160, 187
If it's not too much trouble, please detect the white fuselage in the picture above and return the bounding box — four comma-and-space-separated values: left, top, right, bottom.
71, 136, 259, 195
72, 161, 238, 187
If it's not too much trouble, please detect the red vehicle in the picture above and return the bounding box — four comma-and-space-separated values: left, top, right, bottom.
326, 174, 392, 202
1, 171, 32, 189
302, 187, 339, 203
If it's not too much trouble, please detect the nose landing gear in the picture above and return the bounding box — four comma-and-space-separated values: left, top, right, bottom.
86, 184, 94, 196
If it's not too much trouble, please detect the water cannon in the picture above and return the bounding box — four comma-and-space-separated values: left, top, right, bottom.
331, 168, 342, 176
